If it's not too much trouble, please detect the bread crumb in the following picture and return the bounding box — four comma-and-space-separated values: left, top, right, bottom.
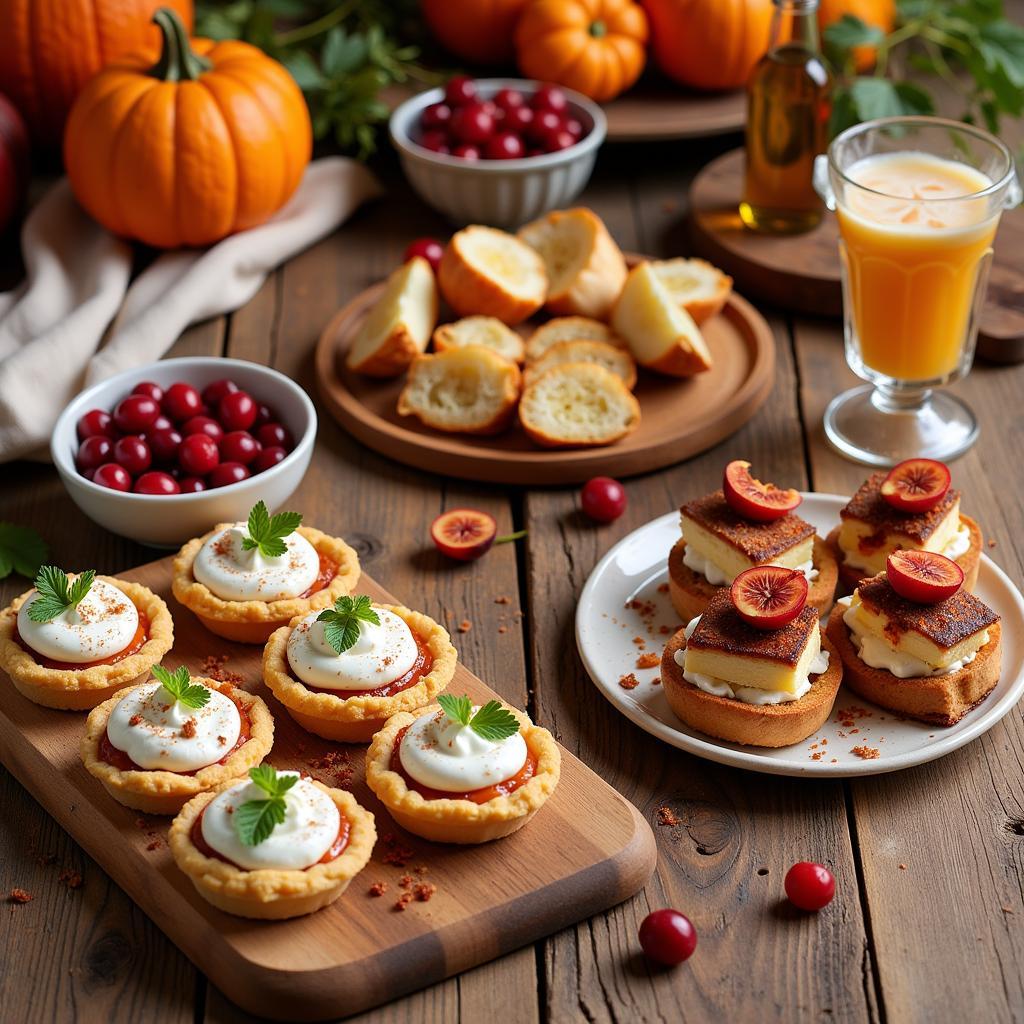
145, 839, 161, 852
898, 864, 907, 870
414, 882, 437, 902
988, 539, 997, 548
636, 652, 659, 669
181, 718, 197, 739
393, 892, 414, 912
8, 889, 32, 904
368, 882, 388, 897
458, 620, 472, 633
494, 595, 511, 604
652, 676, 661, 686
656, 806, 680, 827
498, 625, 507, 634
657, 583, 670, 594
58, 870, 83, 890
851, 745, 880, 760
618, 673, 639, 690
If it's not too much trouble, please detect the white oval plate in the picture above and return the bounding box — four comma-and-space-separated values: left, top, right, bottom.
575, 493, 1024, 777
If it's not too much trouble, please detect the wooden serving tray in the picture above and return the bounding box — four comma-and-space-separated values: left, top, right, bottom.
315, 279, 774, 486
0, 558, 657, 1021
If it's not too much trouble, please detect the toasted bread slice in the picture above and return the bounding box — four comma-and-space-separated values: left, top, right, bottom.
518, 362, 640, 448
826, 604, 1001, 726
524, 315, 623, 362
438, 226, 547, 325
397, 345, 521, 436
524, 339, 637, 390
661, 627, 842, 748
432, 316, 526, 364
612, 262, 712, 377
650, 257, 733, 325
517, 207, 628, 320
346, 257, 438, 377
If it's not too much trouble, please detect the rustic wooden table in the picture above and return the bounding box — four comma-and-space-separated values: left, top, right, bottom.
2, 135, 1023, 1024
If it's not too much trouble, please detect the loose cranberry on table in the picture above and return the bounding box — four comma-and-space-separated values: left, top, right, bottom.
785, 862, 835, 911
134, 471, 180, 495
444, 75, 477, 106
178, 433, 220, 476
638, 909, 697, 965
113, 435, 151, 475
131, 381, 164, 403
181, 415, 223, 441
113, 394, 160, 434
581, 477, 627, 523
209, 462, 250, 488
256, 422, 293, 449
93, 463, 132, 492
403, 238, 444, 273
220, 430, 261, 465
253, 446, 287, 473
218, 390, 257, 431
162, 382, 203, 422
200, 378, 239, 407
77, 409, 115, 441
76, 435, 112, 472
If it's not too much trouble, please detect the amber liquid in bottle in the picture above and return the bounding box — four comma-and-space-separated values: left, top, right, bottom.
740, 1, 830, 234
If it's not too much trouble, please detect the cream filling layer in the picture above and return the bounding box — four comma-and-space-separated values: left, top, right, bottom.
399, 705, 528, 792
200, 772, 340, 871
17, 578, 139, 664
676, 616, 829, 705
193, 523, 320, 602
680, 514, 814, 584
287, 609, 418, 691
106, 681, 241, 772
682, 543, 819, 587
839, 506, 965, 575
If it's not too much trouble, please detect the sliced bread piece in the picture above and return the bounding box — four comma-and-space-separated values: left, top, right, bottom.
397, 345, 522, 436
650, 257, 733, 325
523, 339, 637, 390
611, 262, 713, 377
518, 207, 628, 319
438, 225, 547, 325
518, 362, 640, 448
432, 315, 526, 364
346, 256, 437, 377
525, 315, 622, 362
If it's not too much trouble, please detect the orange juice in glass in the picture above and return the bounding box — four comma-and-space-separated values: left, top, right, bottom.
814, 117, 1020, 466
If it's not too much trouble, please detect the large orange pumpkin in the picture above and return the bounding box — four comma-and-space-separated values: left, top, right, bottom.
64, 9, 311, 249
515, 0, 649, 103
422, 0, 529, 65
642, 0, 774, 92
0, 0, 193, 146
818, 0, 895, 71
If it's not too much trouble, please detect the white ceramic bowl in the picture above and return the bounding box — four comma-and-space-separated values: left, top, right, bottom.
52, 357, 316, 548
389, 78, 606, 229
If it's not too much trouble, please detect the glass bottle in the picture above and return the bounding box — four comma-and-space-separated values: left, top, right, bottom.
740, 0, 831, 234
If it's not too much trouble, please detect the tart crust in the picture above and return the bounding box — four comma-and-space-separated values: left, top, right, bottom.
262, 604, 457, 742
0, 578, 174, 710
80, 678, 275, 815
366, 703, 561, 844
169, 780, 376, 919
660, 627, 842, 748
825, 603, 1001, 726
667, 535, 838, 622
172, 525, 361, 644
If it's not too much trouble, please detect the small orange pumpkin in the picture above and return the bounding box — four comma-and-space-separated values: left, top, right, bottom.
515, 0, 649, 103
0, 0, 193, 146
421, 0, 529, 65
818, 0, 895, 71
64, 8, 311, 249
642, 0, 774, 92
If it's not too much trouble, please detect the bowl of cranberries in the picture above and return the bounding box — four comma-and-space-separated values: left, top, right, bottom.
52, 357, 316, 547
389, 77, 605, 228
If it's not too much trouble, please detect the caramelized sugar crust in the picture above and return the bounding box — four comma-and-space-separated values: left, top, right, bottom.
840, 473, 960, 543
681, 491, 815, 562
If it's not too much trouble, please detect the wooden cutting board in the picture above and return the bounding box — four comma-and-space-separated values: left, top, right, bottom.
0, 558, 657, 1021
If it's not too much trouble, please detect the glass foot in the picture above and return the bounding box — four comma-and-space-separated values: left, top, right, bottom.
823, 384, 978, 468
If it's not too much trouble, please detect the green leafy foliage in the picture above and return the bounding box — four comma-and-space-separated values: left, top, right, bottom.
437, 695, 521, 742
27, 567, 95, 623
242, 501, 303, 558
0, 523, 49, 581
316, 595, 381, 654
235, 765, 300, 846
152, 665, 212, 710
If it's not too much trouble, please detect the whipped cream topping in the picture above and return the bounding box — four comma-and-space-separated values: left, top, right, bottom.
193, 523, 319, 602
200, 771, 341, 871
842, 602, 987, 678
682, 545, 819, 587
287, 608, 418, 692
674, 615, 829, 705
106, 681, 242, 772
17, 578, 139, 664
399, 706, 528, 792
841, 522, 971, 573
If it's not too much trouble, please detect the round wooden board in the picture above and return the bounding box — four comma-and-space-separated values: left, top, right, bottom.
689, 147, 1024, 361
603, 79, 745, 141
314, 284, 775, 487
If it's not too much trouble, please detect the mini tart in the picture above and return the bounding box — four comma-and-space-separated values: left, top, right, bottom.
172, 525, 361, 644
660, 628, 842, 748
0, 578, 173, 711
825, 604, 1001, 726
262, 604, 457, 743
667, 536, 838, 622
827, 515, 982, 595
366, 703, 561, 844
169, 780, 376, 919
79, 678, 275, 815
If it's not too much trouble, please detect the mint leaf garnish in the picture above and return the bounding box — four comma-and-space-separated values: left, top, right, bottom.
235, 765, 299, 846
437, 695, 520, 741
27, 566, 95, 623
437, 693, 472, 726
316, 595, 380, 654
241, 500, 303, 558
152, 664, 211, 710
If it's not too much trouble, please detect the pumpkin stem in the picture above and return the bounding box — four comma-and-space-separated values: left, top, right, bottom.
149, 7, 211, 82
589, 19, 608, 38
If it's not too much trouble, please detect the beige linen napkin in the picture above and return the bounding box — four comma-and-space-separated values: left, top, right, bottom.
0, 157, 381, 463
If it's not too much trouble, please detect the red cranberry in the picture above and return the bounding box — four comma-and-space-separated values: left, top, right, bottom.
113, 394, 160, 434
403, 238, 444, 272
451, 102, 495, 144
220, 430, 261, 465
545, 129, 577, 152
486, 132, 525, 160
181, 415, 224, 442
452, 143, 481, 160
208, 462, 250, 488
581, 477, 627, 522
93, 463, 132, 492
148, 427, 183, 464
113, 435, 151, 475
532, 83, 568, 114
256, 422, 293, 450
253, 403, 275, 429
162, 382, 203, 422
638, 909, 697, 965
504, 106, 533, 133
493, 87, 526, 111
201, 379, 239, 407
132, 381, 164, 403
421, 102, 452, 130
445, 75, 477, 106
134, 471, 180, 495
252, 446, 287, 473
178, 476, 207, 493
150, 414, 173, 433
785, 862, 835, 911
81, 468, 96, 481
419, 130, 450, 154
218, 390, 257, 431
76, 436, 112, 473
563, 116, 584, 138
528, 109, 562, 143
178, 433, 220, 476
77, 409, 115, 441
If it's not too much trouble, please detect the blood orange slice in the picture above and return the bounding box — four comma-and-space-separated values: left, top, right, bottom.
886, 549, 963, 603
730, 566, 808, 630
879, 459, 951, 513
723, 461, 801, 522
